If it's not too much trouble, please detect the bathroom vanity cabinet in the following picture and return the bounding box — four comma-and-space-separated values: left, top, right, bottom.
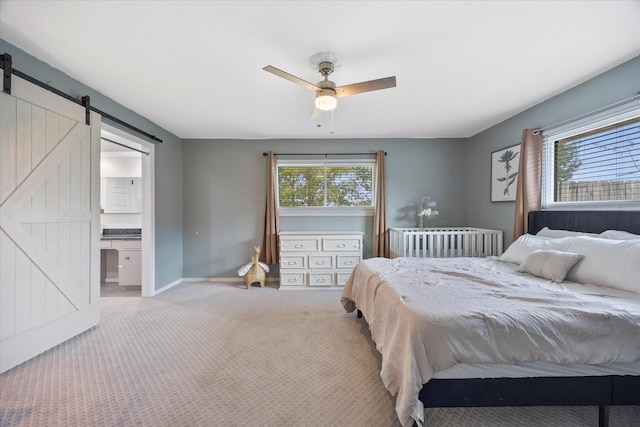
100, 229, 142, 287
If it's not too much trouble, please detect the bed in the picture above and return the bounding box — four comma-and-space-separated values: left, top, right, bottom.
341, 211, 640, 427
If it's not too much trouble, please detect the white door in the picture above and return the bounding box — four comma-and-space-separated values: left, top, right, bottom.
0, 75, 101, 373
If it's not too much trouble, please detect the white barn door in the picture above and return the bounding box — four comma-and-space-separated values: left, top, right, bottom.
0, 76, 101, 373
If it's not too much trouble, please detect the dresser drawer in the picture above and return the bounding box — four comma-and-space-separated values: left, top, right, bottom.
280, 255, 306, 269
308, 255, 333, 269
337, 255, 360, 269
337, 272, 353, 287
309, 273, 334, 287
280, 238, 320, 252
323, 237, 361, 251
281, 273, 306, 286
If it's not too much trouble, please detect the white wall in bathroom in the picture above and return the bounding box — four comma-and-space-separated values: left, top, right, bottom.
100, 213, 142, 230
101, 152, 142, 177
101, 152, 143, 229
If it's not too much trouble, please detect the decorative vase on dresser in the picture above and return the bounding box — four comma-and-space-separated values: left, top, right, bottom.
278, 231, 363, 289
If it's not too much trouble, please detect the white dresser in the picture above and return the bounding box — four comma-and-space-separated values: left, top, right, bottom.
278, 231, 363, 289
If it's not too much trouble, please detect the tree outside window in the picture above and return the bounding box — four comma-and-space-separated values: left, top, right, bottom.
277, 162, 374, 208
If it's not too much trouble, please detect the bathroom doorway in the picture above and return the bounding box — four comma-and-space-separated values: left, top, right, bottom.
100, 124, 155, 299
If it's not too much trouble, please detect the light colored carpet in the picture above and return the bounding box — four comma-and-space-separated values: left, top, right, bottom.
100, 296, 143, 319
0, 281, 638, 427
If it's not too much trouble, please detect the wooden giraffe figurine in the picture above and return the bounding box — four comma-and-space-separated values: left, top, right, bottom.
244, 246, 266, 289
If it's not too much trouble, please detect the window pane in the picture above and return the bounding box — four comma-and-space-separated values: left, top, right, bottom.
277, 161, 375, 208
553, 117, 640, 203
326, 166, 373, 207
278, 165, 325, 207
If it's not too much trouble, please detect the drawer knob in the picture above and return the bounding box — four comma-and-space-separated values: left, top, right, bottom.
294, 244, 303, 248
316, 260, 325, 265
288, 278, 297, 282
288, 261, 296, 265
317, 278, 325, 283
337, 243, 346, 248
345, 261, 353, 265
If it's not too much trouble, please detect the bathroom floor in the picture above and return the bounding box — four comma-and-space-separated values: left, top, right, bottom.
100, 282, 141, 297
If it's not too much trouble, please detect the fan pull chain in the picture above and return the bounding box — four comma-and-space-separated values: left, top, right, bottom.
331, 109, 335, 134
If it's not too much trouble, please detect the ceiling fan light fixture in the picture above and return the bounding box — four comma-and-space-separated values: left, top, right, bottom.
315, 90, 337, 111
264, 53, 395, 116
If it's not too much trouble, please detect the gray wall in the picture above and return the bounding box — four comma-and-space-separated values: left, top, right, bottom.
7, 35, 636, 282
183, 54, 639, 278
468, 55, 640, 247
181, 138, 467, 277
1, 39, 184, 291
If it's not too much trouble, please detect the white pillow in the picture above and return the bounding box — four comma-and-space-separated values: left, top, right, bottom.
500, 234, 574, 265
599, 230, 640, 240
565, 236, 640, 293
536, 227, 598, 238
517, 249, 583, 283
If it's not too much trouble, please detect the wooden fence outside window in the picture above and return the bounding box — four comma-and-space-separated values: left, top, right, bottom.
557, 180, 640, 201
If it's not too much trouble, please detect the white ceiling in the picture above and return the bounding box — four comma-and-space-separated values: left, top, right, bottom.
1, 1, 639, 140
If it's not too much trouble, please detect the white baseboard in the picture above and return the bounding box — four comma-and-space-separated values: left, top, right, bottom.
156, 276, 348, 293
153, 278, 182, 296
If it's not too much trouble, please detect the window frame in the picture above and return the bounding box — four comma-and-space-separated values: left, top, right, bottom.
276, 158, 376, 217
541, 100, 640, 210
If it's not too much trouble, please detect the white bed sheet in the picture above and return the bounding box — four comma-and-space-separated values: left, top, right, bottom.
341, 256, 640, 427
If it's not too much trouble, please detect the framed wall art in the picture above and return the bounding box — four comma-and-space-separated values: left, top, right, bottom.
491, 144, 520, 202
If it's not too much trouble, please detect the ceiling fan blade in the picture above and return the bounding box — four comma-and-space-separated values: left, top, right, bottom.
310, 106, 323, 119
335, 76, 396, 97
263, 65, 321, 92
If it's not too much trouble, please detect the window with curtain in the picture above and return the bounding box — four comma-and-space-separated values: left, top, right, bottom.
277, 158, 376, 216
541, 105, 640, 208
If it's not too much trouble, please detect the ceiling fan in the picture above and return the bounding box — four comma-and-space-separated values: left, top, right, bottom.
263, 52, 396, 118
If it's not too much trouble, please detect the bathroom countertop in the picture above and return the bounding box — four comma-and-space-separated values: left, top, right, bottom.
101, 228, 142, 240
101, 235, 142, 240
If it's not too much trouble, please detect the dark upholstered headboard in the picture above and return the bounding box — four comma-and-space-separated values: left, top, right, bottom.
528, 211, 640, 235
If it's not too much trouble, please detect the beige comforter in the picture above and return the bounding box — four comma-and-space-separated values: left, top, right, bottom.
340, 257, 640, 427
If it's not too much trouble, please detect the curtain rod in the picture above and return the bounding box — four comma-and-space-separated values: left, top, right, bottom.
532, 92, 640, 135
1, 53, 163, 144
101, 137, 150, 155
263, 152, 386, 156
